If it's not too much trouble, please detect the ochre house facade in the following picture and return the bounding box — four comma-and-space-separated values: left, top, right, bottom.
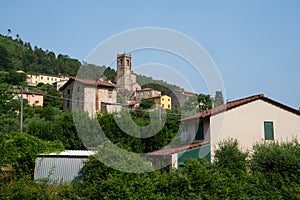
153, 95, 172, 110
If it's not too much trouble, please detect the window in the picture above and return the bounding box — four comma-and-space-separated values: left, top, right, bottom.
41, 76, 43, 79
195, 122, 204, 141
264, 121, 274, 140
168, 99, 170, 101
47, 77, 49, 80
168, 104, 170, 108
67, 89, 71, 95
126, 58, 130, 66
77, 86, 80, 92
108, 91, 112, 98
162, 98, 164, 101
77, 97, 80, 106
120, 58, 123, 65
162, 104, 164, 107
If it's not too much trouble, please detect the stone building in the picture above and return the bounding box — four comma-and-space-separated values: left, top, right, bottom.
114, 53, 141, 93
169, 89, 196, 109
60, 77, 118, 116
133, 88, 161, 101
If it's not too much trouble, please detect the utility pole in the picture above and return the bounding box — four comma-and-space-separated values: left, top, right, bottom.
20, 88, 23, 132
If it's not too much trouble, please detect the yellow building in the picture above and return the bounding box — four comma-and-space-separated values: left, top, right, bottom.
153, 95, 172, 109
27, 73, 69, 86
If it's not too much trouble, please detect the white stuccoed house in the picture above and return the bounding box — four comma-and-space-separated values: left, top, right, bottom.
180, 94, 300, 160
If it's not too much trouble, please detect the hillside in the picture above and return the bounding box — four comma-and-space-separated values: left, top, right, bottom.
0, 34, 81, 76
0, 34, 182, 92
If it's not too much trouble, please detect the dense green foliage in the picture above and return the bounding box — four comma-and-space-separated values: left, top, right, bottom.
0, 132, 64, 178
139, 98, 155, 109
1, 140, 299, 199
181, 93, 212, 117
137, 74, 181, 94
0, 34, 81, 75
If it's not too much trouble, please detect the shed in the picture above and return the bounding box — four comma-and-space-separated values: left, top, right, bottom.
34, 150, 95, 184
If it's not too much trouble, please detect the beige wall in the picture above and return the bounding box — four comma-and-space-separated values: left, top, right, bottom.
27, 74, 68, 86
23, 93, 43, 106
210, 99, 300, 153
184, 99, 300, 159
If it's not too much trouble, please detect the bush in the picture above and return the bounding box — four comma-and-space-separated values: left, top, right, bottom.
250, 140, 300, 181
214, 139, 248, 174
0, 132, 64, 178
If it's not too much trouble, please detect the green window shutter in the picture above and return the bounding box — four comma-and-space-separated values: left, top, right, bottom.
195, 122, 204, 140
264, 121, 274, 140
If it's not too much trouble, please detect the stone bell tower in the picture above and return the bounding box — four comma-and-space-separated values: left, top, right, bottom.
115, 53, 133, 91
114, 53, 141, 96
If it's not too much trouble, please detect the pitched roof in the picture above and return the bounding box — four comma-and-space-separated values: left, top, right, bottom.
59, 77, 115, 90
137, 88, 157, 91
14, 90, 43, 96
38, 150, 96, 158
181, 94, 300, 121
175, 89, 196, 97
147, 141, 208, 156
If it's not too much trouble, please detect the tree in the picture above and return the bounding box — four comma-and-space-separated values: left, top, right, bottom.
0, 83, 20, 115
0, 132, 64, 178
139, 98, 155, 109
7, 29, 11, 36
214, 139, 248, 174
3, 71, 26, 85
0, 45, 11, 70
213, 91, 224, 107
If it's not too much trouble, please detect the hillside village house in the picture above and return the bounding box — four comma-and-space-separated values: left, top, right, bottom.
180, 94, 300, 161
60, 77, 118, 115
169, 89, 196, 109
14, 90, 44, 106
133, 88, 161, 101
27, 73, 69, 86
153, 95, 172, 110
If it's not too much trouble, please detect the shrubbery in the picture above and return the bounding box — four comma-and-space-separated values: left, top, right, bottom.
2, 139, 299, 199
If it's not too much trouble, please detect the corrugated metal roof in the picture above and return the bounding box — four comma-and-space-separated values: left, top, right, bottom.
34, 150, 96, 183
39, 150, 96, 157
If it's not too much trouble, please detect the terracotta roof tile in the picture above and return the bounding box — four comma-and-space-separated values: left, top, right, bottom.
148, 141, 208, 156
60, 77, 115, 90
14, 90, 43, 95
72, 77, 115, 87
180, 94, 300, 121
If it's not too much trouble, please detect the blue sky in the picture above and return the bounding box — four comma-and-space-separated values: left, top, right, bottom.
0, 0, 299, 108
